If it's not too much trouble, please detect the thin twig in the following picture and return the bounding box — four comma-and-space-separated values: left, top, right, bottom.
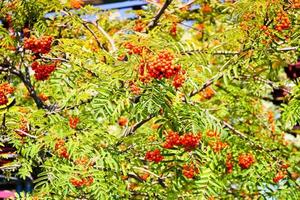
222, 120, 278, 160
178, 0, 195, 9
82, 22, 105, 50
0, 164, 21, 170
15, 129, 37, 139
189, 58, 235, 97
189, 73, 222, 97
40, 56, 69, 62
122, 114, 155, 137
133, 166, 163, 179
148, 0, 173, 30
242, 75, 291, 94
182, 49, 240, 56
277, 46, 298, 51
1, 61, 48, 110
95, 21, 117, 53
17, 68, 48, 109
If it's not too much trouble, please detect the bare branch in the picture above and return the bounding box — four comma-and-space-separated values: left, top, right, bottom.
1, 60, 48, 110
148, 0, 173, 30
15, 129, 37, 139
82, 22, 106, 50
189, 73, 222, 97
95, 21, 117, 53
222, 120, 279, 160
122, 114, 155, 137
277, 46, 298, 51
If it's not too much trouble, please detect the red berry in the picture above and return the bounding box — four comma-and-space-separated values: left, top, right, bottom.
31, 61, 56, 81
170, 22, 177, 36
179, 133, 201, 151
55, 139, 65, 150
211, 140, 228, 152
0, 83, 15, 95
24, 36, 53, 54
182, 164, 199, 179
0, 92, 8, 106
273, 171, 285, 183
163, 131, 181, 149
226, 154, 234, 173
70, 0, 83, 9
118, 116, 128, 126
238, 153, 255, 169
145, 149, 164, 163
69, 116, 79, 129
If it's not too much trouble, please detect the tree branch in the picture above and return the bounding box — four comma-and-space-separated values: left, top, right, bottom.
222, 120, 279, 160
148, 0, 173, 30
1, 61, 48, 110
15, 129, 37, 139
189, 73, 222, 97
95, 21, 117, 53
17, 69, 48, 109
122, 114, 155, 137
82, 22, 106, 50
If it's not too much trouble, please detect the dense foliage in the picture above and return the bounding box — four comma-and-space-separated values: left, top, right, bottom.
0, 0, 300, 199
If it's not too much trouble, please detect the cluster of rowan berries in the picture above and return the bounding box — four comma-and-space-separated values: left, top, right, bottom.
274, 11, 290, 31
55, 139, 69, 159
226, 154, 234, 173
70, 0, 83, 9
201, 4, 212, 14
273, 171, 286, 183
70, 176, 94, 187
0, 82, 15, 95
24, 36, 53, 54
182, 163, 199, 179
118, 116, 128, 127
180, 133, 201, 151
0, 92, 8, 106
162, 131, 201, 151
69, 116, 80, 129
199, 87, 215, 100
139, 51, 186, 88
206, 130, 218, 138
124, 42, 146, 55
205, 130, 228, 152
38, 93, 49, 102
260, 25, 273, 37
170, 22, 177, 36
163, 131, 181, 149
238, 153, 255, 169
145, 149, 164, 163
74, 157, 89, 165
31, 61, 56, 81
210, 141, 228, 152
0, 83, 15, 106
15, 118, 29, 138
291, 0, 300, 9
172, 74, 185, 89
133, 20, 144, 32
129, 81, 141, 95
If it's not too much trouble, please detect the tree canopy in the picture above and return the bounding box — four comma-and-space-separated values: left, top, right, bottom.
0, 0, 300, 199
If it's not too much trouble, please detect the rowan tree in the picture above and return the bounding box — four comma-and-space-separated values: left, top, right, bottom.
0, 0, 300, 199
